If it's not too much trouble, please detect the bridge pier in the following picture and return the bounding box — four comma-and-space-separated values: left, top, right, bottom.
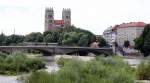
42, 51, 52, 56
42, 48, 56, 56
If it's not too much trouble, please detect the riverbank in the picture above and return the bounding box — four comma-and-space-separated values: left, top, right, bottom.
0, 55, 147, 83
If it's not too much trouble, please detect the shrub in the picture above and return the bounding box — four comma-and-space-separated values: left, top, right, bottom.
25, 58, 46, 71
0, 52, 46, 75
136, 57, 150, 80
56, 57, 71, 67
0, 52, 7, 58
24, 71, 54, 83
25, 56, 135, 83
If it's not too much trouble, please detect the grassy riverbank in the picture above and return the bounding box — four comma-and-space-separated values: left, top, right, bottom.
136, 57, 150, 80
0, 52, 46, 75
24, 56, 136, 83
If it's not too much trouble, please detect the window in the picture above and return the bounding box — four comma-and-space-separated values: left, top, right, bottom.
49, 20, 53, 23
66, 16, 69, 19
48, 15, 53, 18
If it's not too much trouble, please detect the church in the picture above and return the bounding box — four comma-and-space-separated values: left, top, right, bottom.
45, 8, 71, 31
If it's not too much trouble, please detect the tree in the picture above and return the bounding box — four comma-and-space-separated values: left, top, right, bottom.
78, 35, 89, 46
43, 31, 60, 43
25, 32, 43, 42
134, 37, 143, 50
43, 31, 52, 37
57, 33, 63, 45
143, 31, 150, 56
0, 33, 6, 46
36, 33, 43, 42
62, 32, 80, 46
0, 26, 100, 47
97, 36, 107, 47
124, 40, 130, 48
43, 34, 53, 43
135, 24, 150, 51
63, 25, 76, 32
134, 24, 150, 56
5, 34, 24, 45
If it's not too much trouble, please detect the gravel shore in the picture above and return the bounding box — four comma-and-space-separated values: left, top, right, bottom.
0, 76, 18, 83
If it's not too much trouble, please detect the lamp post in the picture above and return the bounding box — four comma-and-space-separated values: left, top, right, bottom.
113, 31, 117, 55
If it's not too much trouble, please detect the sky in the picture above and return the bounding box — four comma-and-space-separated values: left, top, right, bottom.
0, 0, 150, 35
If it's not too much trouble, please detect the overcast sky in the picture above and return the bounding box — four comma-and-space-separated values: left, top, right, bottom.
0, 0, 150, 35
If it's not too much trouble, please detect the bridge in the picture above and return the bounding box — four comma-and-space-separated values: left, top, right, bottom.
0, 46, 113, 56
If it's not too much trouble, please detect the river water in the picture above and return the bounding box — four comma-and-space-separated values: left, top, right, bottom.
0, 55, 143, 83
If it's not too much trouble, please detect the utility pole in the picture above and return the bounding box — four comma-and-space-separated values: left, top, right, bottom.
12, 28, 15, 45
13, 28, 15, 35
1, 29, 3, 34
0, 29, 3, 46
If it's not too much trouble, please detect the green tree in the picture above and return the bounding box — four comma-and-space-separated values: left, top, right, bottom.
134, 37, 143, 50
77, 35, 89, 46
5, 34, 24, 45
62, 32, 80, 46
25, 32, 43, 42
0, 33, 6, 45
60, 26, 96, 46
134, 24, 150, 51
43, 31, 52, 37
63, 25, 76, 32
43, 31, 60, 43
134, 24, 150, 56
97, 36, 107, 47
124, 40, 130, 48
143, 31, 150, 56
43, 34, 53, 43
0, 26, 100, 47
36, 33, 43, 42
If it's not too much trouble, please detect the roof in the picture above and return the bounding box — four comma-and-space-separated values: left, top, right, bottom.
54, 20, 64, 25
113, 22, 146, 29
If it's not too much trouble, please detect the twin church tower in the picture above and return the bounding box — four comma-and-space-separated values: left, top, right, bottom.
45, 7, 71, 31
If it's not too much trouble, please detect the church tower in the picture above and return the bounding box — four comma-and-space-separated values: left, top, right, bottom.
62, 8, 71, 27
45, 8, 54, 31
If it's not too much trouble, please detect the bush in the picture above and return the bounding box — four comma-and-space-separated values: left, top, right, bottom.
25, 58, 46, 71
136, 57, 150, 80
56, 57, 72, 67
0, 52, 7, 58
24, 71, 54, 83
26, 56, 135, 83
0, 52, 46, 75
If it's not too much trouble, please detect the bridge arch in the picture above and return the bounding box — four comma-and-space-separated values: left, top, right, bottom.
65, 49, 112, 56
23, 48, 54, 56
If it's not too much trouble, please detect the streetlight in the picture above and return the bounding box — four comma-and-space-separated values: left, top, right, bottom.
113, 30, 117, 55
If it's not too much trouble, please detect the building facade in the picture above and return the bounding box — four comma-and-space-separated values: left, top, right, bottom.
45, 8, 71, 31
116, 22, 146, 47
103, 26, 116, 46
103, 22, 146, 47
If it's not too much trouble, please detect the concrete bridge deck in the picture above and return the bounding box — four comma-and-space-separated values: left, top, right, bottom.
0, 46, 113, 56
